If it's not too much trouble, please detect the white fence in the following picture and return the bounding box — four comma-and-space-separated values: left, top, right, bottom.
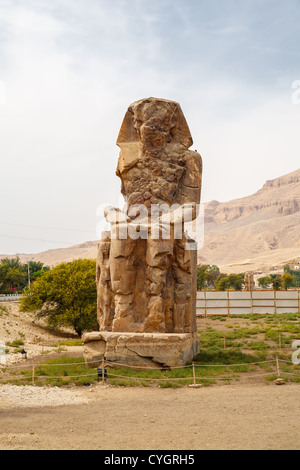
197, 290, 300, 316
0, 294, 22, 302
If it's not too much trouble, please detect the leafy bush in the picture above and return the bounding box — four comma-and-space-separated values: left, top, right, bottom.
20, 259, 98, 337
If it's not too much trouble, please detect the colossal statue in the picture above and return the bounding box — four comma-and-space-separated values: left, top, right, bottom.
84, 98, 202, 367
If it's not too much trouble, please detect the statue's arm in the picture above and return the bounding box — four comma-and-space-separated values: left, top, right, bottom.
181, 150, 202, 203
159, 151, 202, 225
104, 206, 131, 224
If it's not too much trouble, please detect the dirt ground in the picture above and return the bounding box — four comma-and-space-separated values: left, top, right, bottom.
0, 301, 80, 365
1, 301, 300, 450
0, 382, 299, 450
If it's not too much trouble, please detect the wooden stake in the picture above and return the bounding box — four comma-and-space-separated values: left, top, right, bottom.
279, 333, 282, 350
276, 356, 281, 378
102, 357, 105, 384
224, 337, 226, 349
32, 364, 35, 386
192, 362, 196, 385
227, 290, 230, 317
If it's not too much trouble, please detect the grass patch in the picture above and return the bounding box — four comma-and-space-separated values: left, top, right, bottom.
0, 305, 8, 316
6, 339, 24, 348
50, 340, 82, 348
3, 356, 98, 387
59, 340, 82, 347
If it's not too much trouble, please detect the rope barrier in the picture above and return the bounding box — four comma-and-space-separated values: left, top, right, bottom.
103, 359, 191, 369
0, 359, 101, 369
279, 358, 300, 365
1, 368, 298, 384
277, 372, 300, 377
193, 360, 276, 367
103, 359, 277, 369
0, 375, 30, 382
1, 356, 299, 385
106, 373, 195, 382
104, 371, 284, 381
19, 370, 276, 382
2, 358, 278, 371
33, 373, 98, 380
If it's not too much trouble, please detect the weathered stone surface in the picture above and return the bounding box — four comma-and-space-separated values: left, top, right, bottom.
244, 272, 255, 291
83, 331, 201, 368
85, 97, 202, 367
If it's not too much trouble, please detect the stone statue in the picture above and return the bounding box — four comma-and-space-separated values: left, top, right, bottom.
244, 272, 255, 291
84, 98, 202, 368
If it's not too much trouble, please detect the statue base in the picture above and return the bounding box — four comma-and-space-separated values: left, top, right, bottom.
82, 331, 200, 369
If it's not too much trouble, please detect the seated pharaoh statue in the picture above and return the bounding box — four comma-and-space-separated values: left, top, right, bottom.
83, 97, 202, 368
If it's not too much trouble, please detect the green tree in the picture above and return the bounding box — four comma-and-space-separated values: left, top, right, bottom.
215, 275, 230, 291
24, 261, 50, 283
197, 265, 221, 290
269, 274, 282, 291
20, 259, 98, 337
0, 257, 26, 292
215, 273, 245, 291
284, 264, 300, 287
257, 276, 272, 288
0, 258, 50, 293
0, 257, 22, 270
5, 267, 26, 290
282, 273, 295, 290
283, 264, 292, 274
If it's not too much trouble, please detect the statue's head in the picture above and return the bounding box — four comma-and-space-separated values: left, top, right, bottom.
115, 98, 200, 209
117, 97, 193, 150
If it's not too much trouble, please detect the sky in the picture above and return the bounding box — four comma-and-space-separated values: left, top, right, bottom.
0, 0, 300, 255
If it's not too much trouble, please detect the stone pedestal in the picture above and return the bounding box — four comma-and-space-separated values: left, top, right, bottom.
83, 331, 200, 369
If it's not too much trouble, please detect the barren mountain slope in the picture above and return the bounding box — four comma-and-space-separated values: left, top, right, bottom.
198, 168, 300, 273
0, 241, 99, 266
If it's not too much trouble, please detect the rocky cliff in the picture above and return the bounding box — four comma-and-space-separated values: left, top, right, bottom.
199, 168, 300, 273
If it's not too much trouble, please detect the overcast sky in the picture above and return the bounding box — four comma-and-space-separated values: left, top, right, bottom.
0, 0, 300, 255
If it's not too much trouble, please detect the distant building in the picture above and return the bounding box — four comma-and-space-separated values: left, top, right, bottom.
288, 260, 300, 271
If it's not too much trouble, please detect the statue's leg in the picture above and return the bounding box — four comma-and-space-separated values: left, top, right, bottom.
100, 284, 115, 331
97, 235, 114, 331
144, 237, 174, 333
173, 235, 197, 333
109, 237, 137, 332
172, 265, 189, 333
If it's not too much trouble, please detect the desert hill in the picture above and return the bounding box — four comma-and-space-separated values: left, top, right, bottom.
1, 168, 299, 274
0, 241, 99, 267
199, 168, 300, 273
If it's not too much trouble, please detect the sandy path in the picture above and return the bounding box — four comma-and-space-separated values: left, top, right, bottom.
0, 383, 299, 450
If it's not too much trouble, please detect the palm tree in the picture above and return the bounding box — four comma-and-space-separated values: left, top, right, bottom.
269, 274, 282, 291
0, 257, 22, 269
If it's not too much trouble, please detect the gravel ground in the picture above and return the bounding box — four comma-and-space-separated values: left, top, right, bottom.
1, 382, 300, 450
0, 384, 90, 407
